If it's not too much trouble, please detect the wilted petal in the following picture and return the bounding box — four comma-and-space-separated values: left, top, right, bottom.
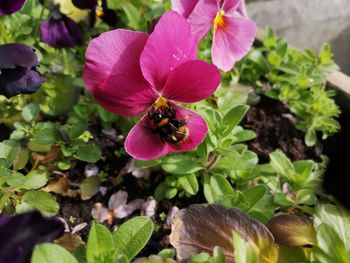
0, 0, 26, 15
142, 197, 157, 217
162, 60, 221, 103
212, 14, 256, 71
170, 204, 278, 263
125, 159, 150, 179
40, 12, 83, 48
0, 67, 45, 98
140, 11, 197, 92
187, 0, 217, 41
171, 0, 198, 18
91, 203, 111, 223
267, 214, 317, 248
71, 222, 88, 234
0, 211, 64, 263
83, 29, 157, 117
108, 190, 128, 210
168, 105, 208, 154
0, 43, 37, 69
114, 199, 144, 219
54, 232, 83, 252
124, 115, 170, 160
166, 206, 179, 227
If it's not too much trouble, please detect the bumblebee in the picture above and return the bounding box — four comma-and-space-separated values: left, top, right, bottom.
148, 97, 189, 144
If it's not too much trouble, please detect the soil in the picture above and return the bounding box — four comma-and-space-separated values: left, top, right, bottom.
242, 96, 323, 162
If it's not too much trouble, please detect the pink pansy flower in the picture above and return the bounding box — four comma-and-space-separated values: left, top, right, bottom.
83, 11, 221, 160
172, 0, 256, 72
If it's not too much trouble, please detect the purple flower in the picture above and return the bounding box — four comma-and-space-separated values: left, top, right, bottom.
40, 8, 83, 48
0, 0, 26, 16
0, 211, 64, 263
0, 43, 45, 98
72, 0, 117, 27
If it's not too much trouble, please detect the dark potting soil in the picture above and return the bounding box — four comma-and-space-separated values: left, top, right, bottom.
242, 96, 323, 162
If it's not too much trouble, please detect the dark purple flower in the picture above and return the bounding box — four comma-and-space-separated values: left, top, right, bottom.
0, 0, 26, 16
40, 8, 83, 48
0, 211, 64, 263
0, 43, 45, 98
72, 0, 117, 27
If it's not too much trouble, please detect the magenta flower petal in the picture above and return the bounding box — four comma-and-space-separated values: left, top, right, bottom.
125, 105, 208, 160
140, 11, 197, 92
171, 0, 198, 18
124, 116, 169, 160
162, 60, 221, 103
83, 29, 157, 117
212, 14, 256, 71
187, 0, 217, 41
168, 105, 208, 153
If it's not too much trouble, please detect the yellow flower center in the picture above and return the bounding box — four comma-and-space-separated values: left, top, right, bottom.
154, 96, 169, 109
95, 0, 104, 17
213, 10, 226, 30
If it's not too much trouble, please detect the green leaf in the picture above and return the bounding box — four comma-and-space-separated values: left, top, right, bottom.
23, 170, 48, 189
269, 150, 295, 176
154, 182, 169, 200
209, 174, 234, 200
232, 230, 258, 263
6, 172, 25, 187
305, 129, 317, 147
75, 144, 101, 163
212, 246, 226, 263
122, 3, 141, 30
79, 176, 101, 200
134, 159, 162, 168
13, 147, 29, 170
178, 174, 199, 195
114, 216, 154, 261
221, 105, 249, 137
203, 174, 215, 204
19, 190, 59, 216
34, 122, 59, 145
86, 223, 114, 263
313, 224, 350, 263
161, 156, 203, 175
0, 140, 20, 168
243, 185, 267, 208
22, 102, 40, 122
31, 243, 78, 263
314, 204, 350, 252
165, 188, 178, 199
273, 193, 295, 206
